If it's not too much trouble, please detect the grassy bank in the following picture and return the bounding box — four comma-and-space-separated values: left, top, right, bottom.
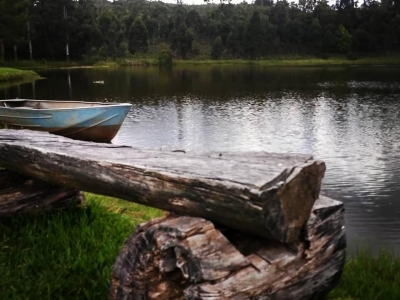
327, 249, 400, 300
0, 67, 40, 83
1, 194, 399, 299
3, 55, 400, 71
114, 55, 400, 67
175, 56, 400, 66
0, 194, 162, 300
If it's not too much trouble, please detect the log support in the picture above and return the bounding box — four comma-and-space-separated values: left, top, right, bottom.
0, 169, 85, 217
110, 196, 345, 300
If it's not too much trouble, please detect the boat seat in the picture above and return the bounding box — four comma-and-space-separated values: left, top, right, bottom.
24, 102, 42, 109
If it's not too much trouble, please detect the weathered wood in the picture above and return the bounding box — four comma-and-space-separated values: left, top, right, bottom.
110, 196, 345, 300
0, 169, 85, 216
0, 130, 325, 242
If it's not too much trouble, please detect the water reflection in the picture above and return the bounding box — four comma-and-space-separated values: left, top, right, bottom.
2, 65, 400, 254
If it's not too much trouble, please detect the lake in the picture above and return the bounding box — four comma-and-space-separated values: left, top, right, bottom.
2, 65, 400, 254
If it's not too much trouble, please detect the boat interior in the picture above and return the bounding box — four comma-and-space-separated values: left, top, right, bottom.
0, 100, 108, 109
1, 101, 42, 109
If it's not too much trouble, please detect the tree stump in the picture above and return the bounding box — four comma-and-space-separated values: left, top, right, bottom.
110, 196, 346, 300
0, 169, 85, 217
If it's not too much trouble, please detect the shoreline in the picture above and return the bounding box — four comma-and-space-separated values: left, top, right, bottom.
1, 56, 400, 71
0, 67, 41, 86
0, 194, 398, 299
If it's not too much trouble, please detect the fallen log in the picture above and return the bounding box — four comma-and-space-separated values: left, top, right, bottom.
0, 129, 325, 243
110, 196, 346, 300
0, 169, 84, 217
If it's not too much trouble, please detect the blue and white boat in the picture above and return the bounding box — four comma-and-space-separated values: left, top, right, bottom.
0, 99, 131, 143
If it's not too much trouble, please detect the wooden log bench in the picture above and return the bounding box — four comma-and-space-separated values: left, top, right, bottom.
0, 129, 346, 299
0, 169, 85, 216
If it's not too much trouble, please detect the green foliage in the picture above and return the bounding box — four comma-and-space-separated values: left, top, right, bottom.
144, 16, 158, 46
246, 11, 265, 59
328, 249, 400, 299
118, 42, 129, 57
191, 40, 201, 56
336, 25, 352, 54
169, 22, 194, 59
352, 29, 371, 52
0, 0, 400, 61
128, 16, 149, 54
346, 51, 358, 60
305, 18, 322, 53
0, 0, 29, 62
0, 0, 29, 43
211, 36, 224, 60
322, 25, 336, 53
158, 42, 174, 66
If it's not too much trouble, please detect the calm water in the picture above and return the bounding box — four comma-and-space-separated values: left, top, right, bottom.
2, 65, 400, 254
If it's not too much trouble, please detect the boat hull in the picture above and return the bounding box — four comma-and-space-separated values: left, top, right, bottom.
0, 100, 131, 143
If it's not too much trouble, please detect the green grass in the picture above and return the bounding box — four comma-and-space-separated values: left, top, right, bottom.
175, 56, 400, 66
1, 193, 399, 299
4, 55, 400, 72
0, 194, 162, 300
328, 249, 400, 300
0, 67, 40, 83
3, 60, 91, 70
92, 61, 119, 68
117, 58, 158, 66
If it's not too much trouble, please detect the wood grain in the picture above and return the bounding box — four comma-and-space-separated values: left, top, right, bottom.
0, 129, 325, 242
0, 169, 84, 216
110, 196, 346, 300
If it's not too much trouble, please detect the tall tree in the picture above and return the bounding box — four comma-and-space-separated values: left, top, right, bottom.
211, 36, 224, 59
246, 11, 264, 58
226, 25, 245, 58
128, 16, 149, 54
0, 0, 29, 62
336, 24, 352, 53
169, 22, 193, 59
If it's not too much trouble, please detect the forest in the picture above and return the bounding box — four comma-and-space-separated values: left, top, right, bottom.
0, 0, 399, 62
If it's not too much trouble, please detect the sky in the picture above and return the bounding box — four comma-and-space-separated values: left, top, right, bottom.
160, 0, 252, 4
110, 0, 255, 6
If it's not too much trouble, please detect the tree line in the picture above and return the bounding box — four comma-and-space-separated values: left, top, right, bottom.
0, 0, 399, 62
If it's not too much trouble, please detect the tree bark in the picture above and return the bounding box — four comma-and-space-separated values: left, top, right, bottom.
64, 6, 70, 62
110, 196, 346, 300
27, 21, 33, 60
0, 169, 85, 217
0, 40, 4, 63
13, 44, 17, 61
0, 130, 325, 243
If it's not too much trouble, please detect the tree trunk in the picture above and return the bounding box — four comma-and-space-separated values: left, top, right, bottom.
110, 196, 345, 300
66, 35, 70, 62
0, 169, 85, 217
13, 44, 17, 61
27, 21, 33, 60
0, 130, 325, 243
64, 6, 70, 62
0, 40, 4, 63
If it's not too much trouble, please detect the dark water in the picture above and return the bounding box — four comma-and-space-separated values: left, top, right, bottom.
2, 65, 400, 254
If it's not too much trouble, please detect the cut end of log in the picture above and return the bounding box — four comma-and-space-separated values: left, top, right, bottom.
261, 159, 326, 243
110, 196, 345, 300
